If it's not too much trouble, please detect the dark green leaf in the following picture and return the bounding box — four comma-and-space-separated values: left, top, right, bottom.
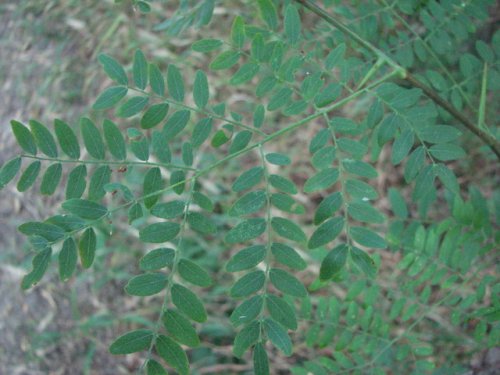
130, 135, 149, 161
311, 146, 336, 170
269, 268, 307, 298
348, 202, 385, 224
125, 272, 168, 296
62, 198, 108, 220
314, 83, 341, 107
267, 294, 297, 330
325, 43, 346, 69
192, 39, 223, 53
128, 202, 143, 224
66, 165, 87, 199
308, 217, 344, 249
163, 309, 200, 347
178, 258, 212, 287
230, 190, 266, 217
388, 187, 408, 218
228, 130, 253, 154
167, 64, 184, 101
151, 200, 185, 219
429, 143, 466, 161
93, 86, 128, 110
155, 335, 189, 375
304, 168, 339, 193
133, 49, 148, 89
226, 245, 266, 272
18, 221, 65, 242
264, 318, 292, 356
230, 270, 265, 298
342, 159, 378, 178
271, 242, 306, 270
253, 342, 270, 375
435, 163, 459, 194
210, 51, 241, 70
404, 146, 425, 182
284, 4, 301, 44
163, 110, 190, 141
21, 247, 52, 289
231, 16, 245, 48
98, 53, 128, 85
271, 217, 306, 243
116, 96, 149, 118
139, 222, 180, 243
192, 118, 213, 148
40, 163, 62, 195
143, 167, 164, 209
267, 87, 292, 111
80, 118, 105, 159
419, 125, 461, 144
350, 226, 386, 249
392, 128, 414, 165
88, 165, 111, 201
270, 193, 305, 214
268, 174, 297, 194
230, 295, 263, 326
211, 129, 231, 148
193, 70, 209, 108
59, 238, 77, 281
233, 320, 260, 358
146, 359, 167, 375
149, 63, 165, 96
29, 120, 58, 157
170, 170, 186, 195
350, 246, 377, 278
11, 120, 37, 155
79, 227, 96, 269
17, 160, 40, 192
320, 244, 348, 281
0, 157, 21, 189
345, 179, 378, 200
257, 0, 278, 29
140, 247, 175, 271
265, 153, 291, 166
171, 283, 207, 322
314, 192, 342, 225
103, 119, 126, 160
187, 212, 216, 234
230, 63, 260, 85
141, 103, 169, 129
232, 167, 264, 192
109, 329, 153, 355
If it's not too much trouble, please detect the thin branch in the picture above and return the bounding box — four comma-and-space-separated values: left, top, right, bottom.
294, 0, 500, 159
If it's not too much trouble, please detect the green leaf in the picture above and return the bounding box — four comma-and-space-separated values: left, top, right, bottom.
268, 174, 297, 194
146, 359, 167, 375
230, 63, 260, 85
98, 53, 128, 85
178, 259, 212, 287
231, 16, 245, 48
65, 165, 87, 199
233, 320, 260, 357
125, 272, 168, 296
143, 167, 164, 209
148, 63, 165, 96
187, 212, 216, 234
311, 146, 336, 170
230, 190, 266, 217
192, 192, 213, 212
253, 342, 270, 375
54, 119, 80, 158
128, 202, 143, 224
404, 146, 425, 182
308, 217, 344, 249
320, 244, 348, 281
325, 43, 346, 69
62, 198, 108, 220
348, 202, 385, 224
155, 335, 189, 375
140, 247, 175, 271
11, 120, 37, 155
230, 270, 265, 298
271, 242, 306, 270
304, 168, 339, 193
79, 227, 96, 269
229, 130, 253, 154
253, 104, 265, 128
269, 268, 307, 298
388, 187, 408, 219
264, 318, 293, 356
210, 51, 241, 70
58, 238, 77, 281
131, 135, 149, 161
271, 217, 307, 243
21, 247, 52, 289
265, 152, 291, 166
40, 163, 62, 195
103, 119, 126, 160
151, 200, 185, 220
270, 193, 305, 214
418, 125, 461, 144
192, 38, 223, 52
230, 295, 263, 327
232, 167, 264, 192
301, 72, 324, 101
226, 245, 266, 272
139, 222, 181, 243
92, 86, 128, 110
350, 246, 377, 278
267, 294, 297, 330
413, 165, 435, 200
211, 129, 231, 148
193, 70, 209, 108
29, 120, 58, 157
267, 87, 292, 111
392, 128, 414, 165
345, 179, 378, 200
18, 221, 65, 242
171, 283, 207, 322
80, 118, 105, 160
116, 96, 149, 118
167, 64, 184, 102
0, 157, 21, 189
133, 49, 148, 89
192, 118, 213, 148
110, 329, 153, 355
350, 226, 386, 249
170, 170, 186, 195
435, 163, 459, 194
429, 143, 466, 161
342, 159, 378, 178
163, 309, 200, 347
314, 83, 341, 107
284, 4, 301, 44
257, 0, 278, 30
141, 103, 169, 129
17, 160, 40, 192
163, 110, 190, 141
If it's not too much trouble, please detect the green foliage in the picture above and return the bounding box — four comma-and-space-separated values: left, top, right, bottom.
1, 0, 499, 374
